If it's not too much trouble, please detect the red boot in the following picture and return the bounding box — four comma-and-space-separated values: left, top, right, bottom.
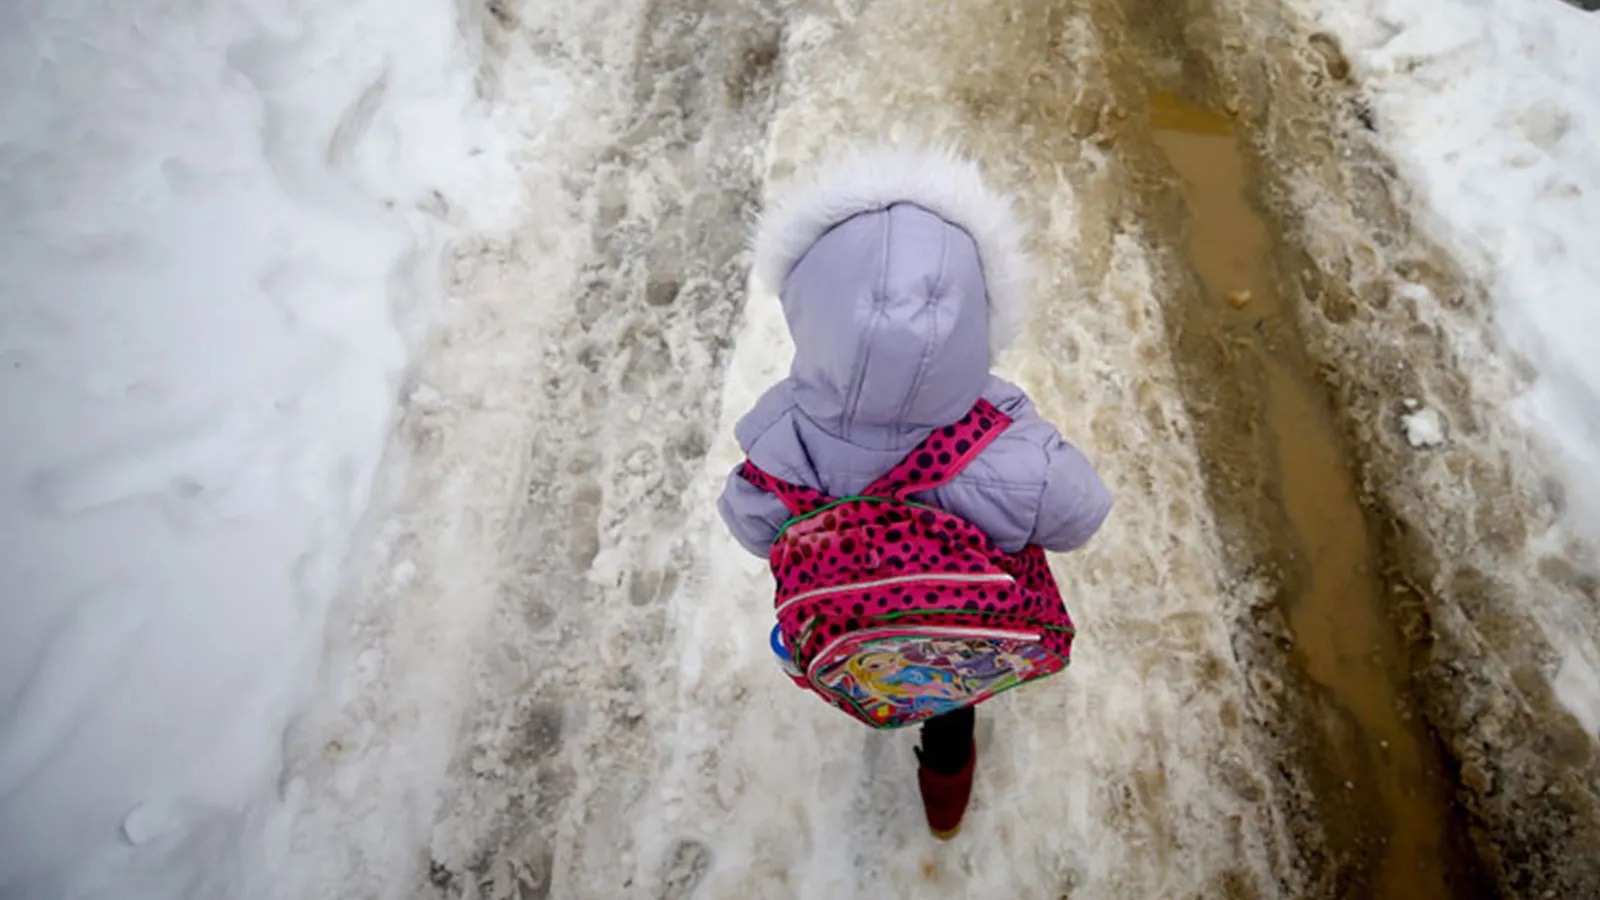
915, 739, 976, 839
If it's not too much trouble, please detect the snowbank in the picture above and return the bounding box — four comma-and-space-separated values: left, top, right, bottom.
1291, 0, 1600, 536
0, 1, 517, 896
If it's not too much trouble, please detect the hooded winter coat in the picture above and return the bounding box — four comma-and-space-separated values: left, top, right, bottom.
717, 148, 1111, 557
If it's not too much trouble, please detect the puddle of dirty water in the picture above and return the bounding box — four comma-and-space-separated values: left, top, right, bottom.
1147, 90, 1470, 899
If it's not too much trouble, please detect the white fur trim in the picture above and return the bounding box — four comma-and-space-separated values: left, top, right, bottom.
752, 145, 1033, 357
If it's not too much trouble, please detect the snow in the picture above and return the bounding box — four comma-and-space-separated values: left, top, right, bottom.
1400, 407, 1447, 448
1289, 0, 1600, 784
7, 0, 1600, 896
299, 2, 1307, 895
1288, 0, 1600, 535
0, 0, 518, 896
1554, 649, 1600, 738
261, 4, 737, 895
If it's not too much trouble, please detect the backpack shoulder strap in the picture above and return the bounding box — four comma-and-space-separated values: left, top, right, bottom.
738, 460, 835, 517
863, 399, 1013, 499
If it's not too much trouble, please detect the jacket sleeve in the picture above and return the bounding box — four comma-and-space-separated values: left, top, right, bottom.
981, 380, 1112, 552
716, 466, 790, 557
1030, 432, 1113, 552
938, 381, 1113, 555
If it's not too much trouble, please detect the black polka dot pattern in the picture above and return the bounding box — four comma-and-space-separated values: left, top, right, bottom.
740, 400, 1077, 726
862, 400, 1008, 500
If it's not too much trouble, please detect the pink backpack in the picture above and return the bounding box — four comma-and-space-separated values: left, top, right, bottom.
740, 400, 1077, 728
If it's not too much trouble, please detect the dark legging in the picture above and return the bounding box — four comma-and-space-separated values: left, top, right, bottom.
918, 706, 975, 775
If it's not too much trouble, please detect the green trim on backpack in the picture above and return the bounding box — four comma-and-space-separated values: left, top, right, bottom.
866, 607, 1077, 635
776, 495, 941, 537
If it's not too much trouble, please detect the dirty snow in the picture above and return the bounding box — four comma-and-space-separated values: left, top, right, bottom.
1554, 649, 1600, 738
1289, 0, 1600, 535
1288, 0, 1600, 778
6, 0, 1600, 898
411, 3, 1299, 898
0, 0, 518, 896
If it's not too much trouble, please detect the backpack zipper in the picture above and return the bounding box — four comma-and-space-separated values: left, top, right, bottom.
775, 572, 1015, 617
776, 495, 940, 536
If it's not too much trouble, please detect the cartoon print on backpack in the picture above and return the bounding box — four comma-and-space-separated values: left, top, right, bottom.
745, 396, 1078, 730
816, 634, 1065, 725
830, 646, 969, 718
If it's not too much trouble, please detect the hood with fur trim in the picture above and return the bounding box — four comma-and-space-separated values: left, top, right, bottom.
752, 146, 1032, 358
750, 148, 1033, 442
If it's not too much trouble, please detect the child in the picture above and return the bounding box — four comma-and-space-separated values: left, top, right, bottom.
718, 147, 1112, 836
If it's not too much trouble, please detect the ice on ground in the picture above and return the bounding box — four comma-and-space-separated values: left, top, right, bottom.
0, 0, 518, 896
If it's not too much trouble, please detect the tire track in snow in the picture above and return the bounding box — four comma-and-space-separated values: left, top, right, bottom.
1127, 0, 1600, 894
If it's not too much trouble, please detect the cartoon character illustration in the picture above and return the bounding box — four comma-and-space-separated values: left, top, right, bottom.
947, 639, 1052, 693
922, 638, 978, 667
826, 647, 973, 715
951, 648, 1013, 684
819, 637, 1064, 719
851, 649, 967, 697
993, 642, 1053, 676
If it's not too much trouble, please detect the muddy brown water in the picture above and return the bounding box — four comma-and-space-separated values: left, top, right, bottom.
1147, 90, 1482, 898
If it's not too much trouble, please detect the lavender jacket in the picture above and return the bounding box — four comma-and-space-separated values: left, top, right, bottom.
718, 149, 1112, 557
